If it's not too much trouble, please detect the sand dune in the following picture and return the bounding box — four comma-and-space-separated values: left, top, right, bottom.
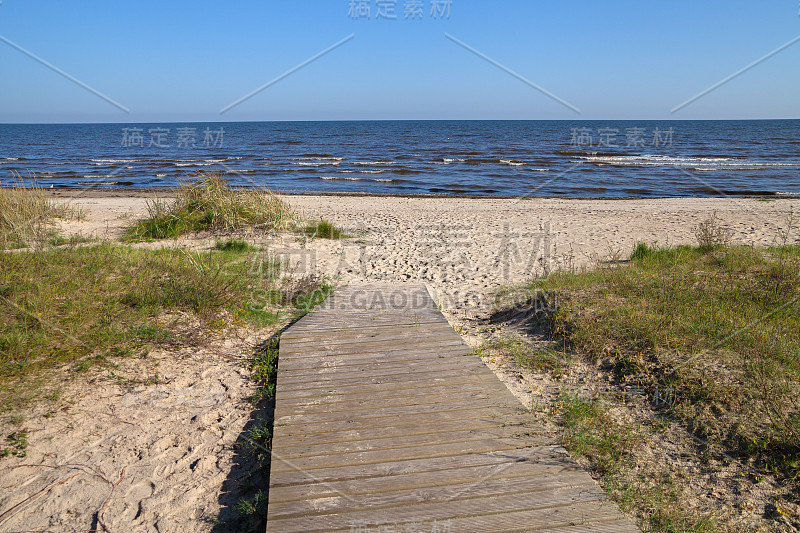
1, 192, 796, 531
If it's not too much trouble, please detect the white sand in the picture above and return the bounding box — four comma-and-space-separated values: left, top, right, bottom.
289, 195, 798, 314
1, 192, 797, 531
50, 193, 800, 314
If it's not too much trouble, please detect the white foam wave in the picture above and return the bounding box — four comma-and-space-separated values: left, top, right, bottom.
90, 159, 138, 163
321, 176, 394, 183
500, 159, 525, 166
576, 154, 799, 168
174, 161, 215, 167
294, 161, 341, 167
290, 157, 344, 161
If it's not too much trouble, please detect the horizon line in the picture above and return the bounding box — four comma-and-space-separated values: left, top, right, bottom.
1, 117, 799, 126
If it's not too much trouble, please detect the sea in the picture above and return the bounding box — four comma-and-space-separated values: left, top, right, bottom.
0, 120, 798, 197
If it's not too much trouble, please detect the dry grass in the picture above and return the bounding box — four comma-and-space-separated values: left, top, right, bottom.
0, 181, 84, 249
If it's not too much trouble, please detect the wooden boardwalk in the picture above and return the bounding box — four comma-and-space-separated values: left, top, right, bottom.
267, 284, 639, 533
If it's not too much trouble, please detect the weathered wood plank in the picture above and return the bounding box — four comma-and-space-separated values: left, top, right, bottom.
268, 473, 599, 519
266, 284, 639, 532
267, 487, 613, 533
274, 381, 512, 413
273, 364, 499, 392
273, 426, 529, 460
269, 445, 571, 487
274, 381, 505, 408
270, 418, 529, 449
274, 356, 484, 383
268, 457, 584, 503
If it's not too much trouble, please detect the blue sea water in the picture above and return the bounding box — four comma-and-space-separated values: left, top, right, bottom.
0, 120, 798, 197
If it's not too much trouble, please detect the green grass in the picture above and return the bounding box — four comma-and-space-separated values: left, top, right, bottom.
215, 238, 256, 252
559, 392, 640, 475
0, 182, 84, 249
234, 489, 269, 530
489, 336, 570, 377
520, 243, 800, 471
0, 430, 28, 458
124, 174, 299, 241
0, 243, 328, 411
249, 336, 280, 404
49, 234, 94, 247
558, 393, 717, 532
227, 336, 280, 531
232, 280, 331, 529
495, 240, 800, 530
304, 219, 343, 239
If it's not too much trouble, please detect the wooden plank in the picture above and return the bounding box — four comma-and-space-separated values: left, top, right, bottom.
275, 355, 483, 381
274, 370, 506, 399
277, 346, 474, 371
268, 456, 585, 502
270, 439, 535, 474
273, 364, 499, 392
274, 381, 512, 412
271, 412, 535, 441
266, 284, 639, 532
273, 391, 522, 422
271, 418, 525, 448
322, 507, 636, 533
269, 445, 571, 487
274, 376, 506, 403
279, 332, 463, 353
277, 375, 505, 399
274, 389, 509, 417
268, 473, 598, 519
273, 426, 527, 460
267, 487, 613, 533
272, 406, 529, 437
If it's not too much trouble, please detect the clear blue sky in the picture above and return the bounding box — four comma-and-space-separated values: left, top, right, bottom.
1, 1, 798, 122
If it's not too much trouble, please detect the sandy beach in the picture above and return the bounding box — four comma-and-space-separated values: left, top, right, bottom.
2, 191, 798, 532
55, 191, 800, 316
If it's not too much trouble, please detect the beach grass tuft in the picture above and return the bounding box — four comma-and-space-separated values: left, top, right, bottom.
124, 174, 299, 241
693, 211, 733, 252
304, 218, 343, 239
215, 238, 256, 252
0, 181, 84, 249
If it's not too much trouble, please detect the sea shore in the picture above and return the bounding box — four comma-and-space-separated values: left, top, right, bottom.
0, 190, 796, 531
